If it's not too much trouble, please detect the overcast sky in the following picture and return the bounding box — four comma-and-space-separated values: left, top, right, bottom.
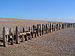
0, 0, 75, 23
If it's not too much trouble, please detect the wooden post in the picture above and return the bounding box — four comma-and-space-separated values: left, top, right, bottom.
21, 27, 25, 42
54, 24, 56, 31
35, 31, 37, 37
54, 24, 55, 31
60, 24, 61, 30
59, 24, 61, 30
48, 23, 50, 33
24, 35, 27, 41
3, 27, 6, 47
15, 26, 19, 44
56, 24, 58, 31
71, 23, 72, 28
22, 27, 27, 41
36, 24, 39, 36
62, 23, 64, 29
9, 28, 13, 45
42, 24, 44, 35
33, 25, 36, 37
49, 23, 51, 32
52, 24, 54, 32
67, 23, 69, 28
39, 24, 41, 36
30, 27, 33, 38
43, 24, 45, 34
27, 32, 31, 40
28, 26, 31, 39
23, 27, 25, 41
34, 26, 36, 37
45, 24, 48, 34
66, 23, 68, 28
23, 27, 25, 32
53, 24, 55, 31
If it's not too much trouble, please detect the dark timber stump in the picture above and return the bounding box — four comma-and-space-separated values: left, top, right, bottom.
52, 24, 54, 32
15, 26, 19, 44
49, 23, 51, 32
42, 24, 44, 35
3, 27, 6, 47
39, 24, 41, 36
36, 24, 39, 36
45, 24, 48, 34
62, 24, 64, 29
58, 24, 61, 30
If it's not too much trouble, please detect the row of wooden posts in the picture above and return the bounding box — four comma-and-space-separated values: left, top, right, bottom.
2, 22, 75, 47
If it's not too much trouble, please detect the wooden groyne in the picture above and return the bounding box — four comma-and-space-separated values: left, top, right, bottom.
0, 22, 75, 47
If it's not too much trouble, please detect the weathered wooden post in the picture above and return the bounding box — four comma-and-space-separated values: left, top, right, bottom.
36, 24, 39, 36
3, 27, 6, 47
24, 34, 27, 41
47, 24, 48, 33
43, 24, 45, 34
47, 24, 49, 33
21, 27, 25, 42
62, 23, 64, 29
67, 23, 70, 28
31, 27, 33, 38
28, 26, 31, 40
60, 23, 62, 30
53, 24, 55, 31
56, 24, 58, 31
15, 26, 19, 44
49, 23, 51, 32
58, 24, 61, 30
48, 23, 50, 33
45, 24, 48, 34
23, 27, 27, 41
71, 23, 72, 28
42, 24, 44, 35
55, 24, 57, 31
33, 25, 36, 37
52, 24, 54, 32
39, 24, 41, 36
9, 28, 13, 45
66, 23, 67, 28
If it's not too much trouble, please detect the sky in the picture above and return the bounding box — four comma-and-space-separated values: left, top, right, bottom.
0, 0, 75, 23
